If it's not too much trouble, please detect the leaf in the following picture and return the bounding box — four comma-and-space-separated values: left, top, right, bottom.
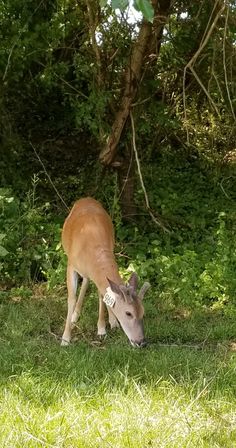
6, 197, 14, 203
0, 233, 6, 243
99, 0, 108, 7
111, 0, 129, 10
0, 245, 8, 257
134, 0, 154, 22
56, 242, 62, 251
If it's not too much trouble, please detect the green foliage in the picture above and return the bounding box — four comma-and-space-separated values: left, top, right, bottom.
115, 153, 236, 312
1, 150, 236, 317
0, 0, 236, 320
0, 183, 63, 285
111, 0, 129, 10
100, 0, 154, 22
1, 0, 236, 197
134, 0, 154, 22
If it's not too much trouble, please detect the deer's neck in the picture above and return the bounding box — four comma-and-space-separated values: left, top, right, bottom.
92, 248, 122, 295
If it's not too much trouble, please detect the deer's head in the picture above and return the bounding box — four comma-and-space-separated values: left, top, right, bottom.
104, 273, 150, 347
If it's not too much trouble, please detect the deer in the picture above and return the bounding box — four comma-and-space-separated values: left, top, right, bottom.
61, 197, 150, 348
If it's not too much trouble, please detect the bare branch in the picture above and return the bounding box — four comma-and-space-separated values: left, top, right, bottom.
130, 112, 170, 233
200, 0, 221, 46
183, 1, 226, 142
223, 4, 236, 120
30, 142, 69, 211
34, 60, 89, 99
191, 66, 220, 116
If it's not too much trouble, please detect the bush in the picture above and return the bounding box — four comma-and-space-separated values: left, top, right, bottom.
0, 185, 65, 286
115, 153, 236, 311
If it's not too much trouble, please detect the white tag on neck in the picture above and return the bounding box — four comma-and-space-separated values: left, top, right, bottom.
103, 287, 116, 307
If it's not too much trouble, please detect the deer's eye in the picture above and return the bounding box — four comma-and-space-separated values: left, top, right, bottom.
126, 311, 133, 318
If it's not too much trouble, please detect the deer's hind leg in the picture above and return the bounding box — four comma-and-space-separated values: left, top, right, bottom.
61, 264, 78, 346
71, 277, 89, 324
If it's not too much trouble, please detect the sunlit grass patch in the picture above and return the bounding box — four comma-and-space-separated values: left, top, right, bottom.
1, 369, 236, 447
0, 287, 236, 447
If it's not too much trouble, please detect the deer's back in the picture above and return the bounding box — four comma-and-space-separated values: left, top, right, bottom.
62, 198, 115, 277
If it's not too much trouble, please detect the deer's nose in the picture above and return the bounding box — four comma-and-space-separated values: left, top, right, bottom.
131, 339, 147, 348
138, 339, 147, 348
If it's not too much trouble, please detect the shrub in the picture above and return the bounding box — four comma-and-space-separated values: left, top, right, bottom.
0, 185, 65, 286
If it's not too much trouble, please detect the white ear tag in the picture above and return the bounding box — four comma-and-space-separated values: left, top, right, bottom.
103, 287, 116, 308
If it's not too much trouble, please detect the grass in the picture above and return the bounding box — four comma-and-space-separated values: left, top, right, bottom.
0, 285, 236, 447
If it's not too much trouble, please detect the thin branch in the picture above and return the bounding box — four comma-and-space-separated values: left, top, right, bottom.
199, 0, 221, 46
220, 179, 231, 200
30, 142, 69, 212
207, 40, 216, 93
53, 73, 88, 99
220, 176, 236, 200
183, 1, 226, 142
187, 2, 225, 67
37, 61, 89, 99
132, 94, 155, 107
86, 0, 102, 87
212, 70, 224, 103
182, 69, 190, 143
130, 111, 170, 233
117, 143, 134, 203
130, 112, 150, 209
191, 66, 220, 116
223, 4, 236, 120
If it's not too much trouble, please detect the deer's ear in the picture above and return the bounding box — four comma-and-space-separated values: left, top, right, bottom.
128, 272, 138, 292
107, 278, 121, 295
138, 282, 151, 300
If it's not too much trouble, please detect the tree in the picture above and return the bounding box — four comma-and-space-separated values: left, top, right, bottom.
0, 0, 235, 216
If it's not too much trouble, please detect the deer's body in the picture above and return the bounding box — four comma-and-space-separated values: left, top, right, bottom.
61, 198, 150, 347
62, 198, 121, 294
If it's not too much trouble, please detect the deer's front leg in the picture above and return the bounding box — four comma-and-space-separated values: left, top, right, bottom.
61, 265, 78, 346
97, 293, 106, 336
107, 307, 119, 329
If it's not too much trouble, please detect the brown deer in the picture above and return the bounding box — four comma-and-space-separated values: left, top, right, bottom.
61, 198, 150, 347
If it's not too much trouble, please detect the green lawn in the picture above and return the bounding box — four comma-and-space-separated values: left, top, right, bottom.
0, 286, 236, 447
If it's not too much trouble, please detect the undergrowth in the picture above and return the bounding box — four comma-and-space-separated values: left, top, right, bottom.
1, 151, 236, 314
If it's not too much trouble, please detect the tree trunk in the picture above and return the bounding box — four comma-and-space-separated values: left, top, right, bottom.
99, 0, 171, 166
